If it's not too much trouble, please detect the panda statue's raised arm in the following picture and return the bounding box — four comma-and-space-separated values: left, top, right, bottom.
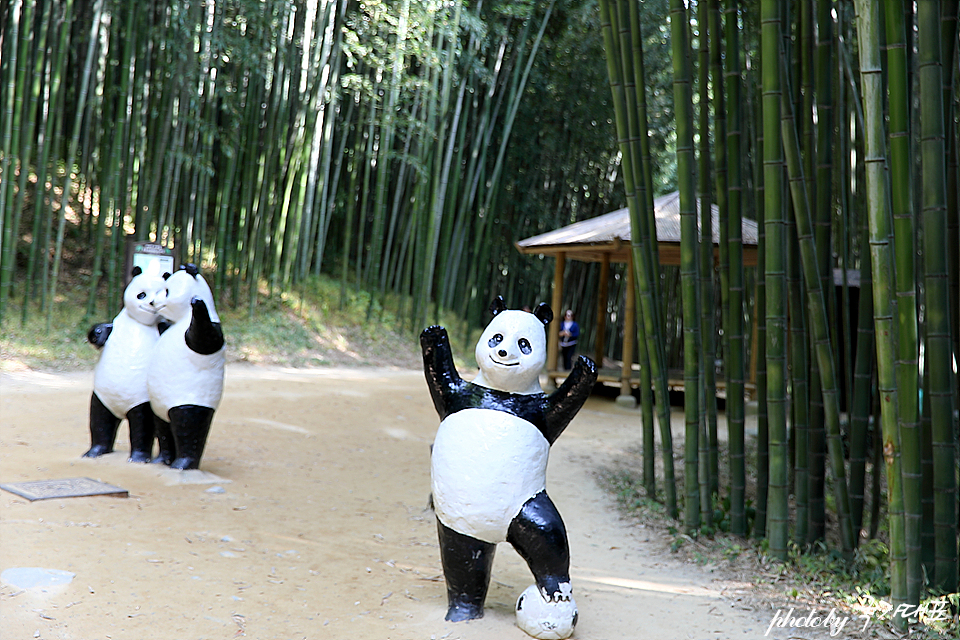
420, 296, 598, 640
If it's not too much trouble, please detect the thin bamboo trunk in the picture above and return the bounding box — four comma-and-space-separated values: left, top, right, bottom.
0, 0, 23, 322
47, 0, 103, 332
788, 220, 810, 546
781, 79, 857, 557
600, 0, 677, 518
761, 0, 789, 560
670, 0, 701, 534
917, 0, 959, 594
882, 0, 923, 603
14, 0, 51, 324
723, 0, 747, 537
697, 0, 715, 530
853, 0, 909, 621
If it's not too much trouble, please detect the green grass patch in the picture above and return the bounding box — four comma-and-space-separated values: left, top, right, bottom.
1, 273, 476, 374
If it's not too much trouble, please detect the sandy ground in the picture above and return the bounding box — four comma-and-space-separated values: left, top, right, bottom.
1, 364, 841, 640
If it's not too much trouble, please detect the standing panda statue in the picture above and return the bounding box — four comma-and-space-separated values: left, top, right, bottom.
420, 296, 598, 639
147, 263, 225, 470
84, 266, 166, 462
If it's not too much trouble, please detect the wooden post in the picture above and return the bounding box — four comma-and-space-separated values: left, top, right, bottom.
595, 252, 610, 366
547, 252, 565, 385
618, 256, 637, 406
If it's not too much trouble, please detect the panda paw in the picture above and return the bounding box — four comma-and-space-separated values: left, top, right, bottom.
82, 444, 113, 458
127, 450, 152, 464
87, 323, 113, 348
421, 324, 445, 338
170, 456, 201, 471
575, 354, 597, 375
541, 581, 573, 603
151, 453, 174, 466
190, 296, 209, 315
420, 324, 447, 347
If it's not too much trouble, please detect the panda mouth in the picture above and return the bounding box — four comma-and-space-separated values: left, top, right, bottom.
489, 355, 519, 367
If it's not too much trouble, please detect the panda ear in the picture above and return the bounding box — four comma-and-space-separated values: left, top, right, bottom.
162, 272, 172, 281
131, 266, 143, 278
489, 296, 507, 317
183, 263, 199, 277
533, 303, 553, 326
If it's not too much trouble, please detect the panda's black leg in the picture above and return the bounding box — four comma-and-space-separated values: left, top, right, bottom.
437, 518, 497, 621
168, 405, 214, 470
152, 415, 176, 466
83, 393, 120, 458
506, 491, 571, 601
125, 402, 156, 463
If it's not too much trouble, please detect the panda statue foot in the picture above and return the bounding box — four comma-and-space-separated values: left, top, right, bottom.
170, 456, 200, 471
82, 444, 113, 458
516, 584, 578, 640
127, 450, 152, 464
446, 600, 484, 622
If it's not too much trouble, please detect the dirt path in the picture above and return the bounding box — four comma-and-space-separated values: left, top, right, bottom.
2, 364, 823, 639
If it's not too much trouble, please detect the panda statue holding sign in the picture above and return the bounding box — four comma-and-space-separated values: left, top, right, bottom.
85, 266, 166, 462
147, 263, 225, 470
421, 297, 597, 639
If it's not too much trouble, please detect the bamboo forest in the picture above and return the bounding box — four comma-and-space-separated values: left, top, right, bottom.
1, 0, 958, 630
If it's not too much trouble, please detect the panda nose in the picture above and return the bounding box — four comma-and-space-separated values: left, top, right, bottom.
498, 349, 508, 358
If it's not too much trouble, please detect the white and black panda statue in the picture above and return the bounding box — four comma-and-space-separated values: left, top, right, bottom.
147, 263, 225, 470
420, 296, 597, 639
85, 266, 166, 462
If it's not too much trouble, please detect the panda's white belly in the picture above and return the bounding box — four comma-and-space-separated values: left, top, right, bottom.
147, 322, 225, 421
431, 408, 549, 544
93, 312, 158, 418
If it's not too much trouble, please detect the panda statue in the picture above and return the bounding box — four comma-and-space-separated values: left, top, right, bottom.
84, 266, 166, 462
147, 263, 225, 470
420, 296, 597, 639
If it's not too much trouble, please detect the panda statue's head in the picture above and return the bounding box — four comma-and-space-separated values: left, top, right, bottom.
123, 266, 166, 326
472, 296, 553, 395
154, 263, 220, 325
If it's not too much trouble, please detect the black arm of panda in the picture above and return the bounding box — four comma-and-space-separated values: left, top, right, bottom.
420, 325, 462, 418
88, 323, 113, 348
185, 298, 225, 355
542, 354, 598, 444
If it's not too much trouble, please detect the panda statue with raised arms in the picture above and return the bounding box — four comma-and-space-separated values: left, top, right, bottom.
147, 263, 225, 470
420, 296, 598, 639
85, 266, 166, 462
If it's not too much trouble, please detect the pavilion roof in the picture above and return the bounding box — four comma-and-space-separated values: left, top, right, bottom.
516, 191, 759, 265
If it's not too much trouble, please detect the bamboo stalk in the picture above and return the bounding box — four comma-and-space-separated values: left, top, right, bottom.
853, 0, 909, 621
47, 0, 103, 332
917, 0, 959, 594
670, 0, 701, 534
761, 0, 789, 561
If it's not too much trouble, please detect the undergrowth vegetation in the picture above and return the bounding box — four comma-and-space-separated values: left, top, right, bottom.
599, 461, 958, 639
0, 271, 477, 374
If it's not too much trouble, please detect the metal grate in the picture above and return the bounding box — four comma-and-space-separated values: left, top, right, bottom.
0, 477, 128, 501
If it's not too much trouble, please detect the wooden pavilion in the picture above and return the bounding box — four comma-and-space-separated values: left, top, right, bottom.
515, 191, 759, 403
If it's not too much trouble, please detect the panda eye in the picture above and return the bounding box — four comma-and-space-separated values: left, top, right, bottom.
518, 338, 532, 355
488, 333, 503, 348
137, 292, 146, 300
